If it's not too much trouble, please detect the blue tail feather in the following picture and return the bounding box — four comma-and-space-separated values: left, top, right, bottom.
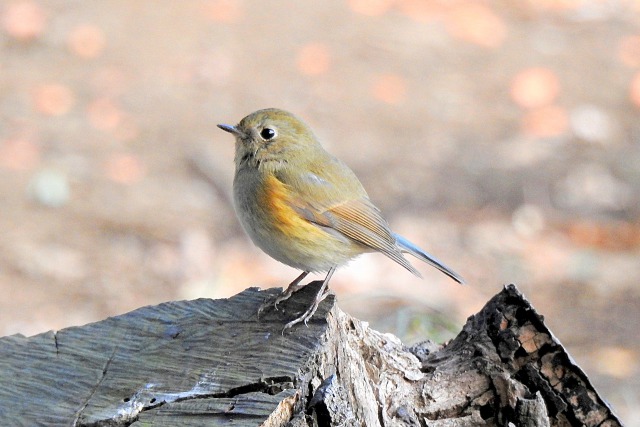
393, 233, 465, 284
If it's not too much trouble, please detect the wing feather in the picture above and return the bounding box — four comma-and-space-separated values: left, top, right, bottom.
289, 194, 420, 277
274, 159, 420, 276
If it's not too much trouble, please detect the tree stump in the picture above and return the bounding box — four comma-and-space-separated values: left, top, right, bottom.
0, 283, 623, 426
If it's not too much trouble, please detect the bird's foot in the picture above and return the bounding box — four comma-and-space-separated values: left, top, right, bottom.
281, 285, 331, 333
257, 292, 291, 317
257, 271, 309, 318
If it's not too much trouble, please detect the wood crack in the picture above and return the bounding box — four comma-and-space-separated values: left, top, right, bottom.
72, 346, 119, 426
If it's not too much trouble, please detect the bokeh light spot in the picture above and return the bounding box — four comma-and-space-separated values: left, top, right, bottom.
617, 35, 640, 68
33, 84, 75, 116
296, 43, 331, 76
592, 346, 638, 378
1, 1, 46, 41
630, 72, 640, 108
347, 0, 393, 16
569, 104, 613, 143
512, 204, 546, 238
532, 0, 587, 12
446, 3, 507, 48
202, 0, 243, 23
28, 169, 70, 208
511, 67, 560, 109
397, 0, 441, 22
371, 73, 407, 105
0, 138, 40, 171
104, 154, 146, 184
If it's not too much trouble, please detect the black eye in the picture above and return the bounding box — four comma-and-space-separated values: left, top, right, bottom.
260, 127, 276, 141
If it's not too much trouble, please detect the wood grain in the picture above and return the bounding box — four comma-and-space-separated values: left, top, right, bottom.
0, 283, 624, 426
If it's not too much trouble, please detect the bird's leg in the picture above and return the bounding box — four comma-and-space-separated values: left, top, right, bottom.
282, 267, 336, 332
258, 271, 309, 317
273, 271, 310, 308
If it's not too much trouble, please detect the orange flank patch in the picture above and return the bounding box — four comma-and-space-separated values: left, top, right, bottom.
260, 174, 326, 239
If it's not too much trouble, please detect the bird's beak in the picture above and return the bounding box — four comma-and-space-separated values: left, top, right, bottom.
217, 124, 244, 138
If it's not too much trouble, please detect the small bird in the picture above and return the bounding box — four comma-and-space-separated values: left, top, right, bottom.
218, 108, 464, 330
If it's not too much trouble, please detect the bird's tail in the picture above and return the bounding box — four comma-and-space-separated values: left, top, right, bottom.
393, 233, 465, 284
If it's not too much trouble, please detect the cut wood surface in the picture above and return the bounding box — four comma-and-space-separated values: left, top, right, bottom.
0, 283, 624, 426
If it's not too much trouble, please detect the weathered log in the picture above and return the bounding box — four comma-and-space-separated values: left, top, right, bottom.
0, 283, 623, 426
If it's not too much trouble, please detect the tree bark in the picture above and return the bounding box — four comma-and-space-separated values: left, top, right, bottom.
0, 283, 623, 426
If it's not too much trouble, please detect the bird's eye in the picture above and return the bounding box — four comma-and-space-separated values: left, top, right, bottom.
260, 127, 276, 141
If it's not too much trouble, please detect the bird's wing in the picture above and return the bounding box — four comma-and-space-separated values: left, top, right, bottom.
276, 167, 420, 277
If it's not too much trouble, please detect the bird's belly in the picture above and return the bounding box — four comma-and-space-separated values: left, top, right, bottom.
234, 173, 364, 272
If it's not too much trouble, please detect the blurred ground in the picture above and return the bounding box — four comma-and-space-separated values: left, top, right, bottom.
0, 0, 639, 423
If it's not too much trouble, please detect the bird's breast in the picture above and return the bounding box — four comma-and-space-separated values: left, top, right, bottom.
233, 169, 362, 272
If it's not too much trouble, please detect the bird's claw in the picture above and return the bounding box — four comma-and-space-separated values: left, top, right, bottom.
280, 287, 331, 334
257, 291, 293, 320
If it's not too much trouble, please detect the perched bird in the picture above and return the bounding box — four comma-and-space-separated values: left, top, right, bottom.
218, 108, 464, 330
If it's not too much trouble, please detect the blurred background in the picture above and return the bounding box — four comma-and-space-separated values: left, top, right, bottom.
0, 0, 638, 423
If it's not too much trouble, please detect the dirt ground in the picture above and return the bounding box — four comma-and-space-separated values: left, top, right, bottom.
1, 1, 639, 424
